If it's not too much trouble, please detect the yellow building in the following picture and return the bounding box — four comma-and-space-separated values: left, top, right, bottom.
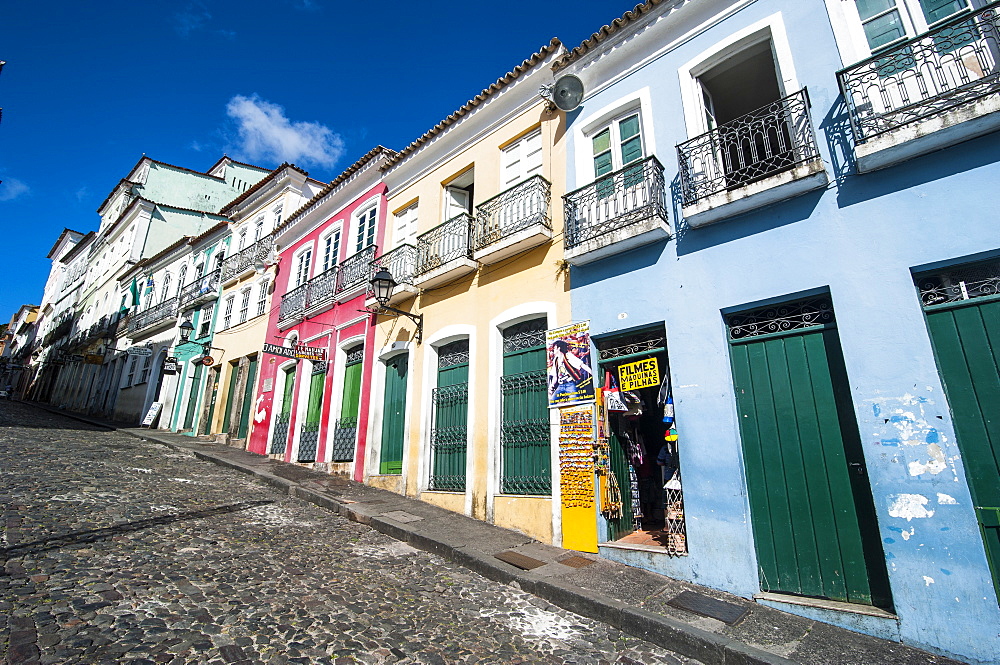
364, 39, 573, 545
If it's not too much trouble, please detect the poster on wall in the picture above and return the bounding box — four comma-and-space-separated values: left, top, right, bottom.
546, 321, 595, 409
559, 403, 598, 553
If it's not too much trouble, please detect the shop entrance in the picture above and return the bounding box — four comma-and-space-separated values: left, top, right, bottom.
595, 324, 687, 555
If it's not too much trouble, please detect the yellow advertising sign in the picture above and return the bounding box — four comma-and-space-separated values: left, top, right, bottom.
559, 404, 598, 553
618, 357, 660, 391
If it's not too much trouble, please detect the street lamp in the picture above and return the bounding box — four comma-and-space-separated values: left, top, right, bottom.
369, 269, 423, 344
178, 319, 223, 356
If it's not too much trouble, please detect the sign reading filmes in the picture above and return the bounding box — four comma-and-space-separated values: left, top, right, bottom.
263, 343, 327, 362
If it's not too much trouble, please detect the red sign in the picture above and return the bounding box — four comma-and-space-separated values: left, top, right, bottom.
201, 355, 214, 366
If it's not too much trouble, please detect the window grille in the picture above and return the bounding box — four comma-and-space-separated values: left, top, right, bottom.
726, 296, 835, 341
500, 318, 550, 495
915, 258, 1000, 307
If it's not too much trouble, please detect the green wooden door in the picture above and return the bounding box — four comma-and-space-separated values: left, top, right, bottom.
728, 299, 891, 608
606, 428, 636, 541
237, 356, 258, 440
380, 354, 408, 474
430, 341, 469, 491
222, 362, 240, 434
924, 295, 1000, 597
183, 363, 203, 430
298, 369, 325, 462
332, 349, 363, 462
501, 318, 550, 495
201, 367, 219, 436
270, 366, 296, 455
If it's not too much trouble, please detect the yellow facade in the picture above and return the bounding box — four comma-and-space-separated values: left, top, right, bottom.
368, 93, 571, 545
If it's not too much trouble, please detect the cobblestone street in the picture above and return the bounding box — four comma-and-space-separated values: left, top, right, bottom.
0, 401, 698, 665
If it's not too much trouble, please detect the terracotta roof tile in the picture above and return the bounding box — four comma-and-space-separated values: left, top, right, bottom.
276, 145, 397, 233
553, 0, 665, 71
381, 38, 564, 171
206, 155, 272, 175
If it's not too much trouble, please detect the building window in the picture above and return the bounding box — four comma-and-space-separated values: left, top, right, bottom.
332, 345, 365, 462
199, 304, 213, 338
393, 202, 418, 249
443, 169, 474, 221
256, 281, 269, 317
178, 265, 188, 290
321, 229, 341, 273
126, 356, 138, 385
294, 248, 313, 287
355, 206, 377, 253
592, 113, 643, 180
222, 295, 235, 329
502, 129, 543, 188
500, 318, 550, 495
273, 204, 283, 228
138, 355, 151, 384
254, 216, 265, 242
238, 289, 251, 324
238, 228, 248, 251
429, 339, 470, 492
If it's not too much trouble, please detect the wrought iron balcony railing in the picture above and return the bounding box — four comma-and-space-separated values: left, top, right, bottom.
473, 175, 552, 250
563, 155, 667, 249
369, 243, 417, 297
838, 2, 1000, 144
306, 266, 339, 309
335, 244, 377, 296
221, 233, 274, 282
416, 213, 473, 275
179, 269, 221, 307
677, 89, 820, 207
129, 297, 178, 333
278, 282, 309, 323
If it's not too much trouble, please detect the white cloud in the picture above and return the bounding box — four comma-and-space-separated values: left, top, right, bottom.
0, 177, 30, 202
75, 186, 90, 202
175, 4, 212, 37
225, 94, 344, 168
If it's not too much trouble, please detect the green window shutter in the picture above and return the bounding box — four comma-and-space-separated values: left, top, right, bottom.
430, 341, 469, 491
332, 347, 364, 463
270, 367, 296, 455
500, 318, 550, 495
222, 363, 239, 434
298, 368, 325, 463
183, 363, 203, 430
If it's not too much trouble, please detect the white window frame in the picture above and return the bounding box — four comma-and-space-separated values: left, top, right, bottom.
320, 227, 342, 273
501, 128, 544, 188
677, 15, 800, 140
256, 280, 269, 317
392, 202, 419, 250
352, 199, 379, 254
292, 244, 315, 287
222, 295, 235, 330
238, 228, 248, 251
199, 303, 214, 338
254, 216, 265, 242
238, 288, 251, 324
272, 203, 284, 228
126, 356, 138, 385
138, 355, 152, 384
572, 87, 657, 190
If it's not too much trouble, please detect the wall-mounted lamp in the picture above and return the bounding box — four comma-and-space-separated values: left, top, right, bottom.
178, 319, 224, 355
369, 269, 423, 344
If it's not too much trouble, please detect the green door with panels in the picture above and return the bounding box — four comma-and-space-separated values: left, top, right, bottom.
728, 297, 892, 609
270, 366, 296, 455
430, 340, 469, 491
501, 318, 550, 495
222, 362, 240, 434
380, 354, 408, 474
184, 363, 203, 430
237, 356, 258, 440
298, 368, 325, 462
332, 347, 363, 462
918, 263, 1000, 598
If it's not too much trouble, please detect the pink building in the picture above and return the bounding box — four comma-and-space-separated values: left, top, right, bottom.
248, 147, 396, 481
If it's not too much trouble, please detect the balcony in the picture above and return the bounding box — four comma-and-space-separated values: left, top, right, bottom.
838, 2, 1000, 172
368, 243, 418, 306
221, 233, 274, 284
278, 282, 309, 328
472, 175, 552, 265
414, 213, 477, 289
677, 89, 826, 227
179, 269, 220, 310
304, 245, 378, 317
129, 297, 178, 336
562, 155, 669, 266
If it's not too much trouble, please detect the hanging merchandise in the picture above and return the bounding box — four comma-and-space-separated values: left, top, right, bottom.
603, 370, 628, 412
629, 465, 642, 524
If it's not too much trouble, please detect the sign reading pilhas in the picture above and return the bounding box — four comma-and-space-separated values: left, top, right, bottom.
618, 357, 660, 391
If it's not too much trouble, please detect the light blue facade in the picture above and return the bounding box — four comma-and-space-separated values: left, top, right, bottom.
561, 1, 1000, 662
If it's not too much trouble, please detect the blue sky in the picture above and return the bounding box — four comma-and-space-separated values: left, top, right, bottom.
0, 0, 630, 322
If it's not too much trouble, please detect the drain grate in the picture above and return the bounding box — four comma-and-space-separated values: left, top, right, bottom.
494, 551, 547, 570
666, 590, 749, 625
558, 556, 595, 568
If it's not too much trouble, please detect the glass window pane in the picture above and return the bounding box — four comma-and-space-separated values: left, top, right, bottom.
592, 129, 610, 156
855, 0, 896, 21
919, 0, 969, 24
863, 10, 906, 50
619, 114, 640, 141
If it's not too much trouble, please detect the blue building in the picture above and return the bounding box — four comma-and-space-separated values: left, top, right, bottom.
557, 0, 1000, 662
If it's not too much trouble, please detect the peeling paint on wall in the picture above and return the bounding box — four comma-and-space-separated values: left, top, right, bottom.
908, 443, 946, 476
888, 493, 935, 520
937, 493, 957, 505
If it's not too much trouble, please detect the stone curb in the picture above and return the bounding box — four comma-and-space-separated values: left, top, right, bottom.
37, 405, 796, 665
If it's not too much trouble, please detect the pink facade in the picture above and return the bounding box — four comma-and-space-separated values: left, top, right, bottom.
248, 179, 388, 483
